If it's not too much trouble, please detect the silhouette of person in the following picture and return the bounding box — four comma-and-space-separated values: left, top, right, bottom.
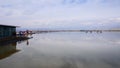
26, 40, 29, 45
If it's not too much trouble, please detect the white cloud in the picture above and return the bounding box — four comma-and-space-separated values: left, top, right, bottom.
110, 18, 120, 22
0, 0, 120, 29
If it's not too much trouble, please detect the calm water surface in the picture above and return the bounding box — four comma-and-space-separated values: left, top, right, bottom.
0, 32, 120, 68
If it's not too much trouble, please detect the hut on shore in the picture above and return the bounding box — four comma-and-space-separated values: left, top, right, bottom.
0, 24, 17, 39
0, 24, 30, 44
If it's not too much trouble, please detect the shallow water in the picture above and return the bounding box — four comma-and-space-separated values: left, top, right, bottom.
0, 32, 120, 68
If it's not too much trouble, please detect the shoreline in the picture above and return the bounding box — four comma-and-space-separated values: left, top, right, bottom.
0, 37, 30, 45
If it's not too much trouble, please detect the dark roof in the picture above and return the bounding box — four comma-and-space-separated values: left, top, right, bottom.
0, 24, 19, 28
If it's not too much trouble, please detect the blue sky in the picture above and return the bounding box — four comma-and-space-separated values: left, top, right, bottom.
0, 0, 120, 29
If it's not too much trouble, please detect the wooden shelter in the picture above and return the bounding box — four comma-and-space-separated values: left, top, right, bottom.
0, 24, 17, 39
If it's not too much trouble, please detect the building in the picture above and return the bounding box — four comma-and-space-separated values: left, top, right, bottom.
0, 24, 17, 39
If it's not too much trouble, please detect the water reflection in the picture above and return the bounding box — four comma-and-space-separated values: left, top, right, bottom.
0, 42, 20, 60
0, 38, 30, 60
17, 39, 30, 46
0, 32, 120, 68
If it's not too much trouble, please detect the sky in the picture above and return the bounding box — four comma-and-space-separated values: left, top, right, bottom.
0, 0, 120, 29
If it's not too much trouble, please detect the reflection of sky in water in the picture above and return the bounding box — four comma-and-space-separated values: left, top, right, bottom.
0, 32, 120, 68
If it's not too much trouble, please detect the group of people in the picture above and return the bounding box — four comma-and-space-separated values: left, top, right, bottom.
17, 30, 33, 37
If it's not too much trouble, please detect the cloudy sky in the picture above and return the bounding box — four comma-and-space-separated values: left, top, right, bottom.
0, 0, 120, 29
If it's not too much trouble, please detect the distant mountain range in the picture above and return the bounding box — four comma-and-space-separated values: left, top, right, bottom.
17, 20, 120, 31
